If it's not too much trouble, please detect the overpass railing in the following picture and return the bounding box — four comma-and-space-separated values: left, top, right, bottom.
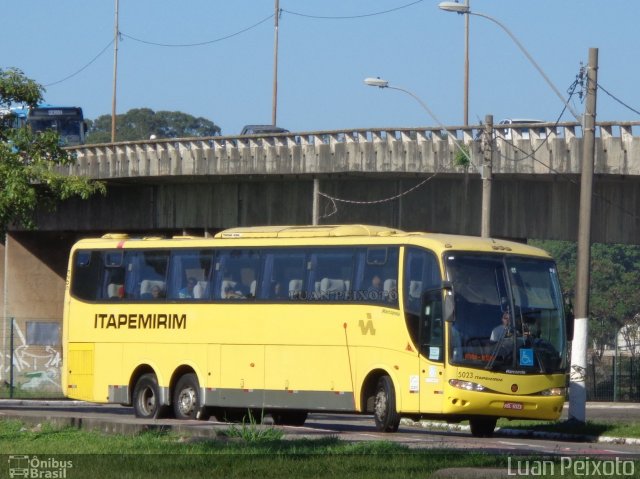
59, 121, 640, 179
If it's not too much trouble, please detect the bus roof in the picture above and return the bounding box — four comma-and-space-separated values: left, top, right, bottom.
214, 224, 402, 238
72, 225, 551, 259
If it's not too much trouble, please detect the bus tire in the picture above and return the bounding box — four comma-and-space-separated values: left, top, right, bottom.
271, 411, 308, 426
132, 373, 169, 419
173, 373, 202, 420
373, 376, 401, 432
469, 417, 497, 437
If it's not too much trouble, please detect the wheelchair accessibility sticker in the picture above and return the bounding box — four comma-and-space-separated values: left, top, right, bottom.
519, 348, 534, 367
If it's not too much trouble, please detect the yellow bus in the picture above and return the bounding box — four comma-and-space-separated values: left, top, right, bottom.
62, 224, 571, 437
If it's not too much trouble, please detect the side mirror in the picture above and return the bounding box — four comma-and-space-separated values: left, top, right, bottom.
442, 281, 455, 322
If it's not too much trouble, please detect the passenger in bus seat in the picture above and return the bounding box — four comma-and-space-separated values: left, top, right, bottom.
140, 280, 165, 299
179, 277, 197, 298
383, 279, 397, 302
150, 285, 164, 299
271, 281, 288, 299
367, 275, 383, 301
221, 277, 248, 299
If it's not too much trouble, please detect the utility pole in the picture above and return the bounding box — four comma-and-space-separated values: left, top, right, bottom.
481, 114, 493, 238
111, 0, 119, 142
312, 178, 320, 225
271, 0, 280, 126
463, 0, 470, 126
569, 47, 598, 424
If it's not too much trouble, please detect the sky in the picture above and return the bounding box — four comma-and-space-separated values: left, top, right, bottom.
3, 0, 640, 135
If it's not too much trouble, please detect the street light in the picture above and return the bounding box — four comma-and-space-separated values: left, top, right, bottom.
363, 78, 493, 236
438, 2, 581, 122
363, 77, 471, 160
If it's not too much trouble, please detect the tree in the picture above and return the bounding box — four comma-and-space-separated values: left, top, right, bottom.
86, 108, 222, 144
0, 68, 105, 235
531, 239, 640, 357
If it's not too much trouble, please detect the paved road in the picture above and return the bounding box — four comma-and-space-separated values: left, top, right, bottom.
1, 400, 639, 458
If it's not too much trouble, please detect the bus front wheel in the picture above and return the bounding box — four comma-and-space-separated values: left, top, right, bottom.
373, 376, 400, 432
173, 373, 204, 420
469, 417, 497, 437
133, 373, 169, 419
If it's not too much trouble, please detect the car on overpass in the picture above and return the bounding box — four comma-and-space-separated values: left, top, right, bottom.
240, 124, 289, 135
498, 118, 547, 140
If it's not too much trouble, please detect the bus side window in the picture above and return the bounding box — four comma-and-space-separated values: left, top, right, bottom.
261, 250, 306, 301
403, 248, 441, 349
361, 247, 399, 305
216, 249, 261, 300
311, 248, 355, 301
102, 251, 125, 300
71, 251, 103, 301
167, 249, 213, 300
123, 250, 169, 301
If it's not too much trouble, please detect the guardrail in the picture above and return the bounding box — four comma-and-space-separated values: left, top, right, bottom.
60, 121, 640, 179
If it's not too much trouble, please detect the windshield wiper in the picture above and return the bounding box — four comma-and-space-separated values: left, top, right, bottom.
485, 328, 512, 370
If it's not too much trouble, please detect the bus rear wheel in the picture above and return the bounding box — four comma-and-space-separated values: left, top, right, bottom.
271, 410, 308, 426
133, 373, 169, 419
373, 376, 400, 432
173, 373, 203, 420
469, 417, 497, 437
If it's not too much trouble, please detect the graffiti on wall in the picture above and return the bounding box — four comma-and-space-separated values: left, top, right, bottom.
1, 320, 62, 392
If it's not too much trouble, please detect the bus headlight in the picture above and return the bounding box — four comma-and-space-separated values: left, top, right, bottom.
449, 379, 486, 392
539, 387, 566, 396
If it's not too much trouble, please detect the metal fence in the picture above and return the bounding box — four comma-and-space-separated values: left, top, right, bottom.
1, 317, 64, 399
587, 353, 640, 402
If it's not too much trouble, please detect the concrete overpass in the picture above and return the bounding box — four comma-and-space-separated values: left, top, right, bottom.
2, 120, 639, 395
42, 120, 640, 243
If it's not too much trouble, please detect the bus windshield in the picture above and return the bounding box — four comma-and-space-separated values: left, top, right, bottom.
27, 106, 85, 146
446, 253, 566, 374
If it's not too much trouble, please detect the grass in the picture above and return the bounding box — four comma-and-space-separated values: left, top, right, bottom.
1, 419, 639, 479
0, 384, 64, 400
222, 411, 285, 442
496, 419, 640, 439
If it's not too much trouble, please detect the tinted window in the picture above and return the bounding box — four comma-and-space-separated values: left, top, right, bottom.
71, 250, 103, 301
260, 250, 307, 300
167, 250, 214, 300
308, 249, 355, 300
215, 249, 262, 300
361, 247, 399, 305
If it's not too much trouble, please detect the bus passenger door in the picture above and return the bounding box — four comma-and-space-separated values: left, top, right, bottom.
403, 247, 444, 414
419, 289, 445, 414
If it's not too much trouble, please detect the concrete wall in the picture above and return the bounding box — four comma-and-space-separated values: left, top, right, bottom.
26, 174, 640, 244
1, 233, 74, 394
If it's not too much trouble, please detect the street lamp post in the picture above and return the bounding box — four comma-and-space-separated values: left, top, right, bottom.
271, 0, 280, 126
363, 78, 472, 162
463, 1, 470, 126
363, 78, 490, 235
111, 0, 119, 142
438, 2, 581, 122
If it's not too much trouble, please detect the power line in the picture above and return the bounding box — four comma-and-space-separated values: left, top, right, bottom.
120, 13, 274, 47
283, 0, 425, 20
44, 39, 114, 87
319, 173, 439, 219
598, 84, 640, 117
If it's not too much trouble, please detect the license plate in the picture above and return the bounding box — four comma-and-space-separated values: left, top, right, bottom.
503, 402, 523, 410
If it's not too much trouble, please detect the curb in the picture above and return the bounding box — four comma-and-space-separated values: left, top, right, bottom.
0, 399, 88, 407
400, 418, 640, 445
